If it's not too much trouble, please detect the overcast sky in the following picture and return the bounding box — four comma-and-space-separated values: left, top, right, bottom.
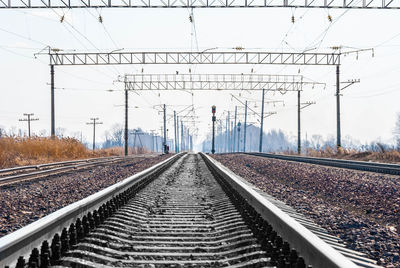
0, 8, 399, 147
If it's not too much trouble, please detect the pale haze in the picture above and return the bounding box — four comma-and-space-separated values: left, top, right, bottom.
0, 8, 399, 147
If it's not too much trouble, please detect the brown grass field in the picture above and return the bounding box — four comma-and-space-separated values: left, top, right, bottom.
286, 147, 400, 163
0, 136, 149, 169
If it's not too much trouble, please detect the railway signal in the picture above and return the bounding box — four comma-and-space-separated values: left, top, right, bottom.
211, 105, 216, 154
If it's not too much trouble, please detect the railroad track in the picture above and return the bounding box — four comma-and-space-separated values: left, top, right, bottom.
0, 153, 379, 268
243, 152, 400, 176
0, 155, 154, 186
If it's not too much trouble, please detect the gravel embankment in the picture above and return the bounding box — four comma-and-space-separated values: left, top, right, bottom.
212, 154, 400, 268
0, 154, 170, 237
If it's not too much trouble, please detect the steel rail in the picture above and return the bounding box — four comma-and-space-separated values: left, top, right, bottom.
243, 152, 400, 175
0, 152, 378, 268
200, 153, 361, 268
0, 156, 122, 175
0, 155, 157, 186
0, 153, 183, 268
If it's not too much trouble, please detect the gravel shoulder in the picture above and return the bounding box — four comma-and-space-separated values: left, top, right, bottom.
0, 154, 170, 238
212, 154, 400, 267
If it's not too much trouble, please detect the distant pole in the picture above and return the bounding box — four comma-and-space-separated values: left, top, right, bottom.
237, 122, 241, 152
233, 106, 237, 152
227, 112, 230, 152
150, 131, 155, 152
259, 88, 265, 152
177, 116, 180, 152
336, 65, 341, 151
230, 121, 234, 153
243, 101, 247, 152
86, 118, 103, 150
226, 116, 229, 152
298, 90, 301, 155
211, 105, 216, 154
124, 88, 129, 156
19, 113, 39, 137
174, 111, 177, 153
50, 64, 55, 138
181, 121, 184, 151
163, 104, 167, 153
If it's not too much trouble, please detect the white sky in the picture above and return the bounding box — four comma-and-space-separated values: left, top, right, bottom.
0, 8, 399, 147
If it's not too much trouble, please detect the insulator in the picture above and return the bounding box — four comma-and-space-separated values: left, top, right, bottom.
291, 15, 295, 23
328, 14, 332, 22
99, 16, 103, 23
189, 15, 193, 22
60, 15, 65, 23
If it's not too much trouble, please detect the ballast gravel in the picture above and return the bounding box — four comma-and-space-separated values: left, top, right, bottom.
212, 154, 400, 268
0, 154, 170, 238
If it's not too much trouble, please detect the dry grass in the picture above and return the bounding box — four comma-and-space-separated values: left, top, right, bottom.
0, 136, 150, 169
295, 147, 400, 163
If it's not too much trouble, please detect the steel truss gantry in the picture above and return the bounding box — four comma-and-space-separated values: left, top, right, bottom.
121, 73, 322, 92
49, 51, 341, 66
44, 49, 343, 153
1, 0, 398, 9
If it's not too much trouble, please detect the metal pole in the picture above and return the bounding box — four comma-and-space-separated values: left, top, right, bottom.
177, 116, 180, 152
298, 90, 301, 155
237, 122, 241, 152
50, 64, 55, 138
227, 112, 230, 152
124, 89, 128, 156
233, 106, 237, 152
225, 116, 228, 152
163, 104, 167, 153
93, 118, 96, 151
174, 111, 177, 153
230, 121, 233, 152
259, 88, 265, 152
243, 101, 247, 152
181, 121, 184, 152
336, 65, 341, 151
27, 114, 31, 138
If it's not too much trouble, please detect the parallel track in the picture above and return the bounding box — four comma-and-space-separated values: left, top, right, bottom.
243, 152, 400, 175
0, 155, 155, 186
0, 153, 378, 268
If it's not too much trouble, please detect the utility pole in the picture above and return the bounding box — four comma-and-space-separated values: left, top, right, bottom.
150, 130, 155, 152
174, 111, 177, 153
227, 112, 230, 152
86, 118, 103, 151
181, 121, 184, 151
50, 64, 55, 138
124, 88, 129, 156
211, 105, 216, 154
233, 106, 237, 152
163, 104, 167, 153
231, 121, 234, 152
336, 65, 341, 152
243, 101, 247, 152
176, 116, 180, 152
297, 91, 316, 155
298, 90, 301, 155
237, 122, 241, 152
19, 113, 39, 138
259, 88, 265, 152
